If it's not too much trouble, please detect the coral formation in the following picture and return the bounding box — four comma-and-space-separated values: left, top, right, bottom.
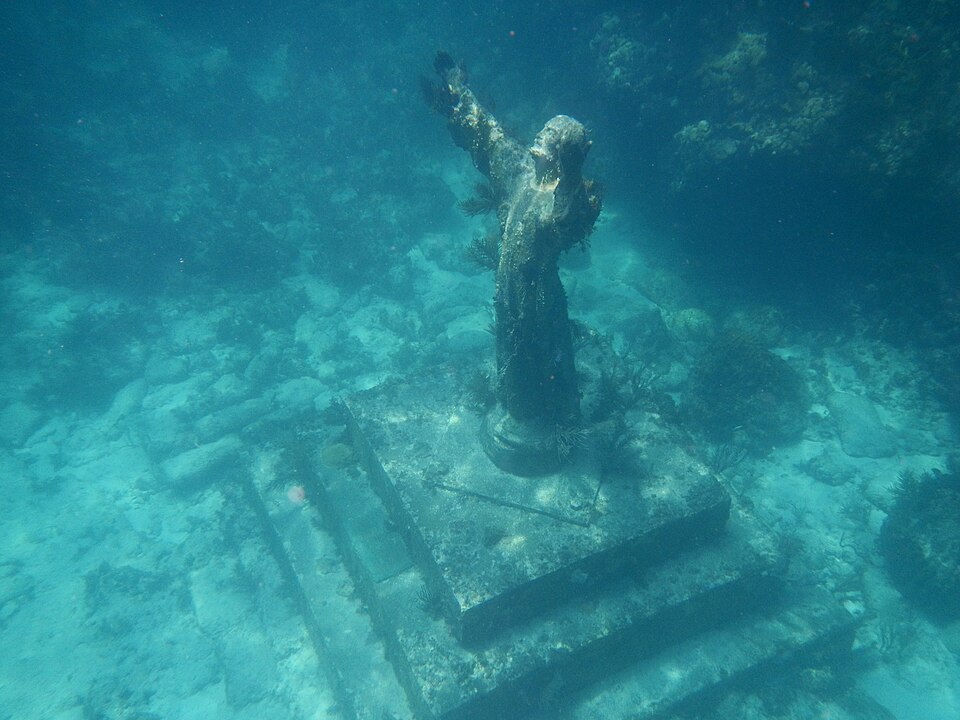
664, 307, 716, 344
681, 331, 809, 449
590, 3, 960, 202
319, 441, 354, 470
880, 469, 960, 621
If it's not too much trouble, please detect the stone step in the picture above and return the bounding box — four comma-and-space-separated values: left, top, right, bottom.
244, 457, 413, 720
562, 586, 857, 719
373, 505, 788, 720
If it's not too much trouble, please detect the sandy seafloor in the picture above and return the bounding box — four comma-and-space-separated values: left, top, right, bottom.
2, 186, 960, 719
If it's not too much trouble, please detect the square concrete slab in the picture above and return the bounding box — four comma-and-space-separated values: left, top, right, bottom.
344, 373, 730, 642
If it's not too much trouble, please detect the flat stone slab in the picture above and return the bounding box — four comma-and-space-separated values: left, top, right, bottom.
344, 374, 730, 642
827, 391, 897, 458
347, 378, 600, 526
161, 434, 242, 491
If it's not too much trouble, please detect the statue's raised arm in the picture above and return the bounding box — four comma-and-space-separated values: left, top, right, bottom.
428, 52, 529, 194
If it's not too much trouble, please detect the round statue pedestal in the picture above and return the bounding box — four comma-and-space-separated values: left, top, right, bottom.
481, 404, 559, 476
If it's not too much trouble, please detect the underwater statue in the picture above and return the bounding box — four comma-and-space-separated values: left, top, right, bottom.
428, 52, 602, 474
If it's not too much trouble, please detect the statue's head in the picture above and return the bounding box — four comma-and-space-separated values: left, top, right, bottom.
531, 116, 591, 184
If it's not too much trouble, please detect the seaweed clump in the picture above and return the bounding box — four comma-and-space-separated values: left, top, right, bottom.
464, 233, 500, 271
682, 331, 808, 449
457, 182, 498, 217
880, 469, 960, 622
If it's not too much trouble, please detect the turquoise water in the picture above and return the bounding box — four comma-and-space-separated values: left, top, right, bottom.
1, 2, 958, 719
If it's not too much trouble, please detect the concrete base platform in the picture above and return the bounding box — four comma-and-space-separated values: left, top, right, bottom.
344, 374, 731, 643
248, 374, 858, 720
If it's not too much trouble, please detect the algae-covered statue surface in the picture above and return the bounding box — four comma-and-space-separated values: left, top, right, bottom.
428, 52, 602, 475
